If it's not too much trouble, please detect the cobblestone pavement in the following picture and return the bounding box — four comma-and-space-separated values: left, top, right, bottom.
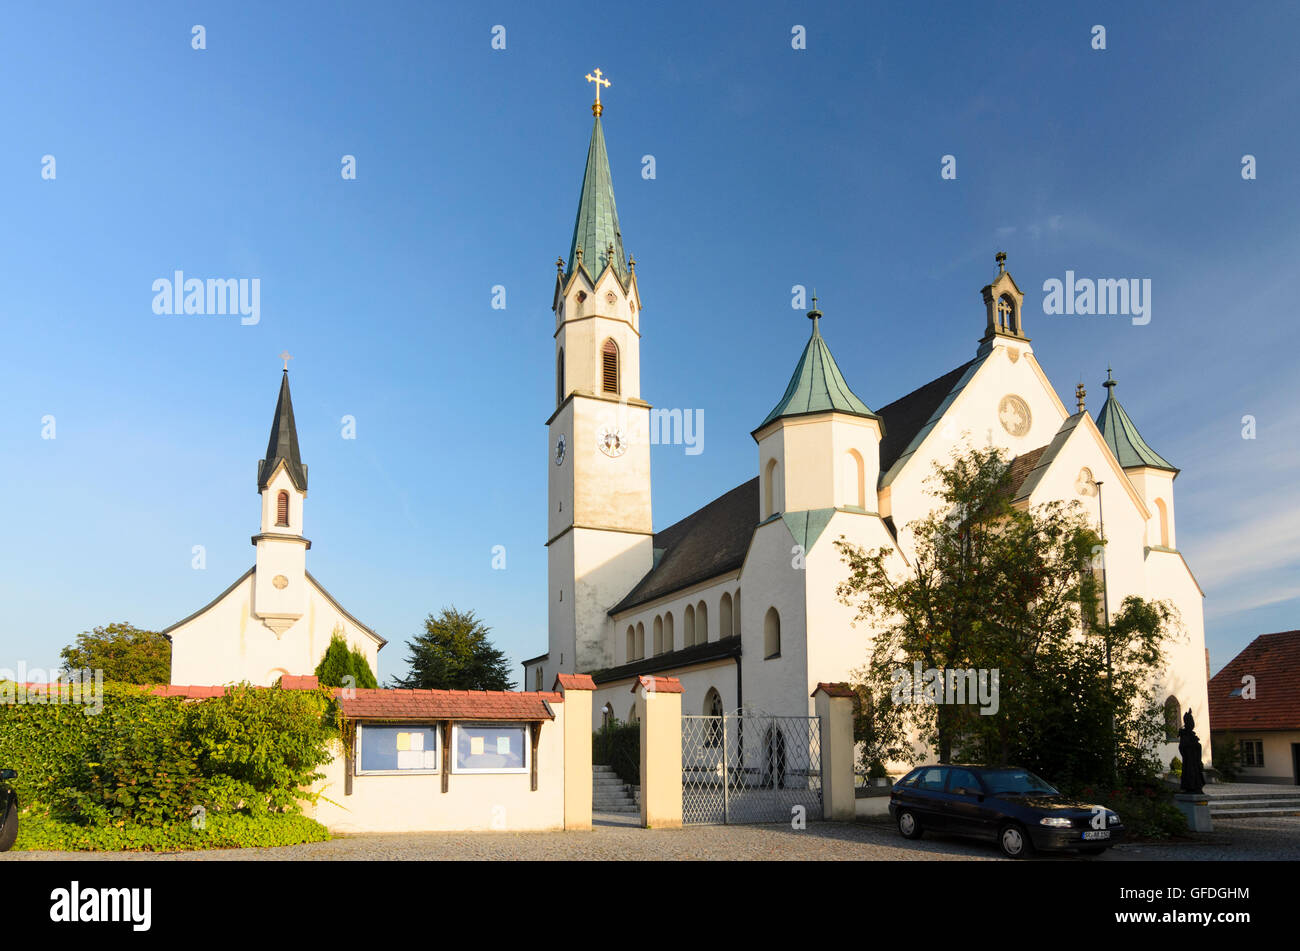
5, 815, 1297, 861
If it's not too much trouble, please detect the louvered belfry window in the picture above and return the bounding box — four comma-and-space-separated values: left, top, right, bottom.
276, 491, 290, 527
601, 339, 619, 394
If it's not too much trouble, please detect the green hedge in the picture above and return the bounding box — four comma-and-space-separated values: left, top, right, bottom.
13, 812, 330, 852
0, 681, 338, 846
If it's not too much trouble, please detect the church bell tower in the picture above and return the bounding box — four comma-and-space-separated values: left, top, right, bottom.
252, 357, 311, 636
546, 70, 653, 679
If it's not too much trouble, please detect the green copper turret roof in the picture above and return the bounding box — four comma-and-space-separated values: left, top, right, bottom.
567, 115, 628, 283
258, 370, 308, 491
1096, 369, 1177, 473
756, 307, 879, 432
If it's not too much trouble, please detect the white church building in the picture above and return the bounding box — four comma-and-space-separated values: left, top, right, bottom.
165, 367, 386, 686
523, 91, 1210, 769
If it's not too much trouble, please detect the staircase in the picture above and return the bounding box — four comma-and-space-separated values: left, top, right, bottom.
593, 765, 639, 815
1207, 786, 1300, 819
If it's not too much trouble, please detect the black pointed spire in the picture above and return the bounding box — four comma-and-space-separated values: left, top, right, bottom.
258, 369, 308, 491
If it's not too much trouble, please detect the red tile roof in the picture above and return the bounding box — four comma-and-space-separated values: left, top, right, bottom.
279, 675, 320, 690
554, 673, 597, 691
147, 685, 229, 698
1208, 631, 1300, 732
631, 674, 683, 694
337, 688, 559, 721
811, 682, 856, 699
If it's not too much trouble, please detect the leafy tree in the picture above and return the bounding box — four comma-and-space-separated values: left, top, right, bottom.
836, 445, 1178, 787
391, 606, 515, 691
59, 622, 171, 684
313, 628, 378, 689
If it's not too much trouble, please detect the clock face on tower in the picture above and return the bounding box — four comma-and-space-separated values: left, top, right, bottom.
597, 426, 626, 457
555, 434, 566, 466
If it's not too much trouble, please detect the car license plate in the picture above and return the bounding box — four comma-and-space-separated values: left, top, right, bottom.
1082, 830, 1110, 840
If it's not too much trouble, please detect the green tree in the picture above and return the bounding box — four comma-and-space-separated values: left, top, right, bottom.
59, 622, 171, 684
313, 628, 378, 689
835, 445, 1177, 787
391, 606, 515, 691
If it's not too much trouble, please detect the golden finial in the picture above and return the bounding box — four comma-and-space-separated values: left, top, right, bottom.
280, 350, 293, 372
1075, 380, 1086, 413
585, 68, 610, 116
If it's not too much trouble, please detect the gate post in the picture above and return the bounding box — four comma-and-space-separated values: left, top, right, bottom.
555, 674, 596, 831
635, 675, 683, 829
812, 683, 856, 821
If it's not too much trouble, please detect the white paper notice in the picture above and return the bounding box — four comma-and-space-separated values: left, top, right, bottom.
395, 732, 410, 751
397, 750, 422, 770
470, 735, 485, 756
497, 735, 512, 755
423, 749, 438, 769
409, 732, 424, 751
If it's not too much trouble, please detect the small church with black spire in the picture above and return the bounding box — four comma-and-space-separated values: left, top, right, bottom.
165, 360, 386, 686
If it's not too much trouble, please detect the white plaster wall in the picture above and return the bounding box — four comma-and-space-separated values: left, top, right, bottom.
739, 519, 810, 718
591, 660, 739, 730
168, 571, 381, 686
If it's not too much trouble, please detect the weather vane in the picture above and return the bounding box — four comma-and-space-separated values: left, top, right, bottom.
585, 68, 610, 116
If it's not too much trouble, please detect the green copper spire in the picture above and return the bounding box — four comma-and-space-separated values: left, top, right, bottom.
567, 114, 628, 283
756, 298, 879, 431
1096, 368, 1178, 473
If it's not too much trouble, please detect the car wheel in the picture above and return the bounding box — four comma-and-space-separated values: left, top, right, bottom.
0, 801, 17, 853
998, 822, 1032, 859
896, 809, 924, 840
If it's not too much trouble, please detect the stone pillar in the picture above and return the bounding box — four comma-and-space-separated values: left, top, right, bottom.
554, 674, 596, 831
812, 682, 856, 821
635, 674, 683, 829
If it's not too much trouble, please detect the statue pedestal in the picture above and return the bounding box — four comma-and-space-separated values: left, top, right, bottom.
1174, 793, 1213, 832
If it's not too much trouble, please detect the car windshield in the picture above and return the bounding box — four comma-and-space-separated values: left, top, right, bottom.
981, 769, 1060, 796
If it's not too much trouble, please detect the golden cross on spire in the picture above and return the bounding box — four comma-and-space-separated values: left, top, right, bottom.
280, 350, 293, 372
585, 67, 610, 116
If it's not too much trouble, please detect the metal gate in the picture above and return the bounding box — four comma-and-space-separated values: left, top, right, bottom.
682, 710, 822, 824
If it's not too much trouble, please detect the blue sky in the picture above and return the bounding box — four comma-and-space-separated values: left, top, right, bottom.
1, 1, 1296, 682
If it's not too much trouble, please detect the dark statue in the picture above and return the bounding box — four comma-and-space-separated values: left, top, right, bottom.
1178, 709, 1206, 793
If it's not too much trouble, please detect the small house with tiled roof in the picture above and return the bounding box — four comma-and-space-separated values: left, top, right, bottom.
1208, 631, 1300, 784
526, 93, 1210, 773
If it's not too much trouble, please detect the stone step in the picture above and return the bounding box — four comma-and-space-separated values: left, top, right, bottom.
1211, 807, 1300, 818
1208, 794, 1300, 803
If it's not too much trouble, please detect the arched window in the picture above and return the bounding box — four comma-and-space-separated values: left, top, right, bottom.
684, 604, 696, 648
556, 347, 565, 406
1155, 498, 1170, 548
764, 607, 781, 659
997, 294, 1017, 334
844, 449, 866, 509
764, 459, 780, 517
635, 622, 645, 660
601, 338, 619, 394
663, 613, 674, 652
626, 625, 635, 663
703, 687, 724, 747
696, 601, 708, 644
1163, 696, 1181, 742
653, 616, 663, 656
276, 490, 290, 527
719, 592, 733, 638
628, 704, 638, 723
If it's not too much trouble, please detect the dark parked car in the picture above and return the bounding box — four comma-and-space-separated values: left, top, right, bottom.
0, 769, 17, 852
889, 764, 1124, 858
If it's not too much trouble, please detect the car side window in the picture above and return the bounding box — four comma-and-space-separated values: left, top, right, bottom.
946, 768, 981, 794
916, 767, 947, 791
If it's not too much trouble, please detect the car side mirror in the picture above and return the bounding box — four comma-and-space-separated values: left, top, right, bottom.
0, 769, 16, 781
